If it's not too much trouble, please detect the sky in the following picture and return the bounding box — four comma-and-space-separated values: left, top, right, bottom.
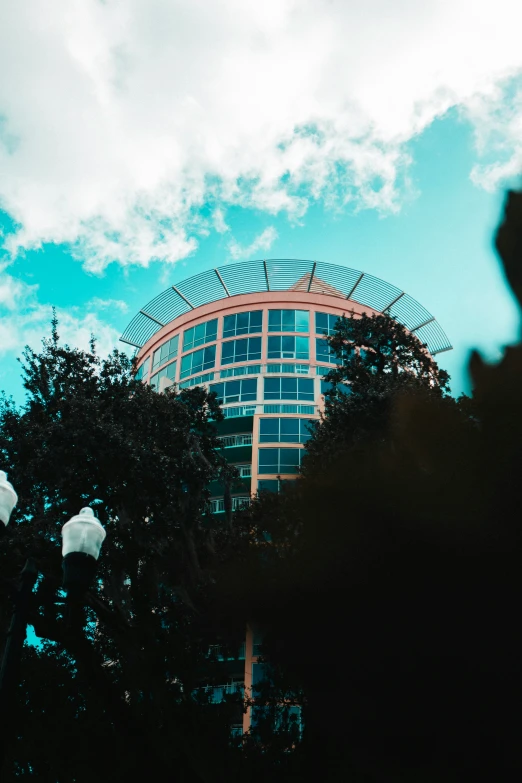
1, 0, 522, 403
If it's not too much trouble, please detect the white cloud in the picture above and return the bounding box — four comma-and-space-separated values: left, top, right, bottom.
87, 297, 129, 313
227, 226, 278, 260
0, 268, 123, 359
0, 263, 38, 311
466, 83, 522, 191
0, 0, 522, 271
212, 208, 230, 234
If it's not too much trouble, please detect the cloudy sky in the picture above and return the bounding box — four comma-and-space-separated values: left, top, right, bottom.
1, 0, 522, 400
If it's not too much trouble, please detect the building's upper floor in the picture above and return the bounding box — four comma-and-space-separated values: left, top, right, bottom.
121, 259, 452, 393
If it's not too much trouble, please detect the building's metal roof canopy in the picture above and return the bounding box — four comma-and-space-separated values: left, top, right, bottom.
120, 259, 452, 355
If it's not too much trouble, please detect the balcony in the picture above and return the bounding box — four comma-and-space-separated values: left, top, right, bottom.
210, 497, 251, 514
218, 434, 253, 447
207, 643, 246, 661
197, 682, 245, 704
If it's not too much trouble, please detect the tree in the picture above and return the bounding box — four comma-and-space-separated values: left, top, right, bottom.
229, 192, 522, 781
0, 321, 244, 781
305, 309, 452, 469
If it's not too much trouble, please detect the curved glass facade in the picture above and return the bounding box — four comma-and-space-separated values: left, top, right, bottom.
127, 261, 451, 506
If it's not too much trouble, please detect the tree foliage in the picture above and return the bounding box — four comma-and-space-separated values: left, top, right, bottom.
229, 192, 522, 781
305, 309, 451, 468
0, 322, 244, 781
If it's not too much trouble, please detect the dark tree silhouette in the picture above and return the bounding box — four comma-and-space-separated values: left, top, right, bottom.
0, 325, 243, 781
228, 192, 522, 781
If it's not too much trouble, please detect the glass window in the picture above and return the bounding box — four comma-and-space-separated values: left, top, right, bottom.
210, 378, 257, 405
223, 310, 263, 339
316, 337, 338, 365
258, 448, 303, 475
321, 380, 352, 396
268, 310, 309, 333
265, 363, 309, 374
183, 319, 218, 352
150, 361, 177, 391
180, 345, 216, 379
267, 336, 309, 361
263, 377, 314, 401
210, 497, 250, 513
257, 479, 290, 493
221, 337, 262, 366
178, 371, 214, 389
220, 364, 261, 378
259, 418, 311, 443
152, 335, 179, 371
258, 479, 280, 493
135, 356, 150, 381
315, 312, 343, 336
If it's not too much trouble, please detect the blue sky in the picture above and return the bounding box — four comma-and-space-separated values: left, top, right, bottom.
1, 1, 522, 403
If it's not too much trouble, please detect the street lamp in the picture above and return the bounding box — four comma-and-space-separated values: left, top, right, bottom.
62, 507, 107, 595
0, 470, 17, 529
0, 470, 107, 771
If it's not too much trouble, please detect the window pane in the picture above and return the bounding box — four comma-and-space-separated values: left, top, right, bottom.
250, 310, 263, 332
223, 315, 235, 339
280, 449, 301, 474
259, 419, 279, 442
223, 311, 263, 338
207, 319, 217, 342
298, 379, 314, 400
180, 346, 215, 378
258, 449, 279, 474
193, 323, 206, 347
281, 310, 295, 332
210, 383, 224, 403
183, 319, 217, 351
316, 337, 337, 364
248, 337, 262, 360
321, 380, 351, 397
296, 337, 309, 360
268, 310, 281, 332
299, 420, 312, 443
192, 348, 204, 374
295, 310, 309, 333
280, 419, 299, 442
180, 354, 191, 377
268, 309, 309, 333
183, 327, 194, 352
152, 348, 161, 370
165, 361, 176, 380
241, 379, 257, 400
221, 337, 261, 366
267, 336, 280, 359
281, 336, 295, 357
264, 378, 280, 400
258, 479, 280, 493
316, 312, 328, 334
236, 311, 250, 334
160, 342, 170, 363
169, 335, 179, 361
235, 338, 248, 363
281, 378, 297, 399
136, 357, 150, 381
221, 341, 234, 364
202, 345, 215, 371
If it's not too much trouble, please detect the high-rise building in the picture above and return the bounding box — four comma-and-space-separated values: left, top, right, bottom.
121, 258, 451, 733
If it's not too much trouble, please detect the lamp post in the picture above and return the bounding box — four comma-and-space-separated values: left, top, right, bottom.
0, 470, 107, 772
